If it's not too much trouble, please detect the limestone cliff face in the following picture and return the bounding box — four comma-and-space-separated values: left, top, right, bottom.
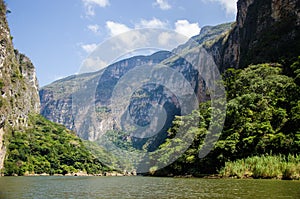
40, 52, 173, 141
237, 0, 299, 67
207, 0, 300, 70
39, 24, 231, 151
0, 1, 40, 170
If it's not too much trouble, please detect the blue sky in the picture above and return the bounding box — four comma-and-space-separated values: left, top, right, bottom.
5, 0, 237, 86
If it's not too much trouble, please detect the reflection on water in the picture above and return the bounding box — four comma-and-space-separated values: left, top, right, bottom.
0, 176, 299, 198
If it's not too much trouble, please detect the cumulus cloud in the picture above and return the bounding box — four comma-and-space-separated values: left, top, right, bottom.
81, 43, 98, 53
81, 57, 108, 73
204, 0, 237, 15
153, 0, 171, 10
135, 18, 168, 29
158, 32, 172, 46
87, 24, 100, 33
175, 20, 200, 38
106, 21, 131, 36
82, 0, 110, 16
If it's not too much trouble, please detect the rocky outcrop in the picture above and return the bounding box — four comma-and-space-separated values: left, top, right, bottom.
237, 0, 300, 67
207, 0, 300, 71
0, 1, 40, 170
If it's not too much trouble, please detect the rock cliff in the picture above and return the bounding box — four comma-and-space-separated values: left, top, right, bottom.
206, 0, 300, 71
40, 52, 174, 141
0, 1, 40, 170
39, 24, 231, 150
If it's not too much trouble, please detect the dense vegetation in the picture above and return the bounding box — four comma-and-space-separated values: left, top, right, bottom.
151, 57, 300, 177
220, 154, 300, 180
1, 115, 110, 176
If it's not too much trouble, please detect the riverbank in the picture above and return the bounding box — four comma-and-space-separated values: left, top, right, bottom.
219, 154, 300, 180
147, 154, 300, 180
1, 170, 137, 177
2, 155, 299, 180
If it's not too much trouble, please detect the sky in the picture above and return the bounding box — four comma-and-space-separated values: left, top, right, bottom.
5, 0, 237, 86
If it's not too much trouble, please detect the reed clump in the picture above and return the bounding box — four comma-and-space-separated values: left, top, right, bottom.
219, 154, 300, 180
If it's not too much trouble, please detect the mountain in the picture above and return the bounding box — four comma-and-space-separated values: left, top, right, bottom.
0, 1, 40, 170
39, 23, 232, 148
40, 51, 171, 139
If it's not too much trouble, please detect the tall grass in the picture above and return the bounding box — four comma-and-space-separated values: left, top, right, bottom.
219, 154, 300, 180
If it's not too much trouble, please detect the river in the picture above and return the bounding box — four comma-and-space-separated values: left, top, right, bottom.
0, 176, 299, 198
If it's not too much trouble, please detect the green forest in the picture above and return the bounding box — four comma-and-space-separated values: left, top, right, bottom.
151, 58, 300, 179
2, 115, 111, 176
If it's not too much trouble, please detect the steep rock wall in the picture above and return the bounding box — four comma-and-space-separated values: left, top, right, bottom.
0, 1, 40, 170
207, 0, 300, 71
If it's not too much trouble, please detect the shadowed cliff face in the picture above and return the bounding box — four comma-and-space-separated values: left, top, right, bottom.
206, 0, 300, 71
0, 1, 40, 170
237, 0, 300, 67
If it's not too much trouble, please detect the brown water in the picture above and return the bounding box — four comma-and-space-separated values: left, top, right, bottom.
0, 176, 299, 198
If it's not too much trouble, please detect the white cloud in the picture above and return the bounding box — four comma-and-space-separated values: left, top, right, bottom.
83, 0, 110, 7
135, 18, 168, 29
81, 43, 98, 53
88, 24, 100, 33
153, 0, 171, 10
82, 0, 110, 16
175, 20, 200, 38
204, 0, 237, 15
106, 21, 131, 36
85, 6, 96, 16
158, 32, 172, 46
81, 57, 108, 73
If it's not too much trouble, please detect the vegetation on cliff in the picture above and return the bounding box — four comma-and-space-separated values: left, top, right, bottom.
1, 115, 110, 176
152, 58, 300, 177
0, 0, 41, 170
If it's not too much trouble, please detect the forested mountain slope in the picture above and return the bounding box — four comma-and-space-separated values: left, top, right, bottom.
0, 0, 109, 176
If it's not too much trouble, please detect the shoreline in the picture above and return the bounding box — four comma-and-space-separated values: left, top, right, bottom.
0, 171, 137, 177
2, 173, 299, 180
